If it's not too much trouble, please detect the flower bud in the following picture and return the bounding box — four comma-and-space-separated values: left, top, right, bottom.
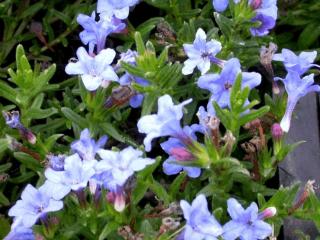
170, 147, 194, 161
250, 0, 262, 9
258, 207, 277, 220
271, 123, 283, 141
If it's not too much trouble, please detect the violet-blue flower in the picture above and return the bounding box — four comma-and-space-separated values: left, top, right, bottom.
250, 0, 278, 36
118, 50, 149, 108
4, 219, 35, 240
8, 184, 63, 228
77, 12, 126, 54
161, 125, 201, 178
97, 0, 139, 20
137, 94, 192, 152
274, 71, 320, 132
44, 154, 96, 200
197, 58, 261, 115
95, 146, 155, 211
2, 111, 22, 129
47, 154, 66, 171
71, 128, 107, 161
65, 46, 119, 91
273, 48, 320, 75
223, 198, 274, 240
212, 0, 240, 12
182, 28, 223, 75
180, 194, 223, 240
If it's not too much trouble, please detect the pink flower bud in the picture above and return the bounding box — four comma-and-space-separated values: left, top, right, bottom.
259, 207, 277, 219
271, 123, 283, 140
170, 147, 194, 161
250, 0, 262, 9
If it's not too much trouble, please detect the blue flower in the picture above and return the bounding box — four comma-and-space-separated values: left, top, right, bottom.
95, 146, 155, 189
182, 28, 223, 75
97, 0, 139, 20
137, 94, 192, 152
77, 12, 126, 54
118, 50, 149, 108
65, 47, 119, 91
94, 146, 154, 211
197, 58, 261, 115
180, 194, 223, 240
71, 128, 107, 161
4, 223, 34, 240
2, 111, 22, 129
223, 198, 273, 240
274, 72, 320, 132
161, 125, 201, 178
47, 154, 66, 171
212, 0, 240, 12
250, 0, 278, 36
44, 154, 96, 200
273, 48, 320, 75
8, 184, 63, 228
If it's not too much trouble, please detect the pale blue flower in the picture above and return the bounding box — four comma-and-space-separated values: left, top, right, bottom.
212, 0, 240, 12
4, 219, 35, 240
65, 47, 119, 91
44, 154, 96, 200
161, 125, 201, 178
273, 49, 320, 75
8, 184, 63, 228
47, 154, 65, 171
77, 12, 126, 54
2, 111, 22, 129
223, 198, 272, 240
94, 146, 154, 211
118, 50, 149, 108
197, 58, 261, 115
250, 0, 278, 36
97, 0, 139, 20
180, 194, 223, 240
71, 128, 107, 161
182, 28, 222, 75
137, 94, 192, 152
275, 72, 320, 132
95, 146, 155, 189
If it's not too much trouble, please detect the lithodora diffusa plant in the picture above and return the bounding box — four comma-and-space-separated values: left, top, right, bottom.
1, 0, 320, 239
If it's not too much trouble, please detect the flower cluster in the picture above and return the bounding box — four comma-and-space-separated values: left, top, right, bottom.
179, 194, 276, 240
273, 49, 320, 132
4, 129, 155, 238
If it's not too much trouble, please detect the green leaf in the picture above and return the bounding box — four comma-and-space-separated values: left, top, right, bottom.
98, 222, 119, 240
141, 93, 158, 116
61, 107, 88, 129
214, 12, 233, 39
132, 179, 149, 204
0, 192, 10, 206
100, 123, 138, 147
13, 152, 42, 172
150, 178, 170, 205
135, 32, 146, 55
26, 107, 58, 119
168, 172, 186, 198
0, 163, 11, 173
238, 106, 270, 126
0, 139, 8, 153
0, 81, 17, 104
136, 17, 164, 37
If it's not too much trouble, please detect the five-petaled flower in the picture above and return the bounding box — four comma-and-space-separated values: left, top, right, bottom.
223, 198, 274, 240
65, 47, 119, 91
77, 12, 126, 54
180, 194, 223, 240
8, 184, 63, 228
273, 48, 320, 75
137, 94, 192, 152
161, 125, 201, 178
97, 0, 139, 20
275, 72, 320, 132
182, 28, 223, 75
197, 58, 261, 115
71, 128, 107, 161
44, 154, 96, 200
95, 146, 155, 211
4, 218, 35, 240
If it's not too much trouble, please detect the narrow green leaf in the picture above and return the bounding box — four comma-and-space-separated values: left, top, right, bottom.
13, 152, 42, 172
98, 222, 119, 240
26, 107, 58, 120
61, 107, 88, 129
135, 32, 146, 55
132, 180, 149, 204
239, 106, 270, 126
0, 81, 17, 104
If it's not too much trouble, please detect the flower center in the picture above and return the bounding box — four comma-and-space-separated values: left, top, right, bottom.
224, 82, 232, 90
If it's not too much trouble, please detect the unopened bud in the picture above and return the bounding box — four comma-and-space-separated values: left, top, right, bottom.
20, 128, 37, 144
222, 131, 236, 156
259, 207, 277, 220
250, 0, 262, 9
89, 179, 98, 195
271, 123, 283, 141
170, 147, 194, 161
